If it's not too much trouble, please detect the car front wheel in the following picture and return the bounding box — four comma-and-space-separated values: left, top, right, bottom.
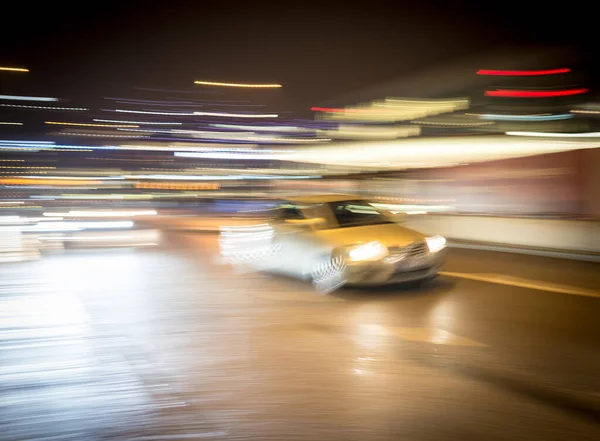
310, 254, 347, 294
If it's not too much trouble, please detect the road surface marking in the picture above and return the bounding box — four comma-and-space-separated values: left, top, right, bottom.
440, 271, 600, 298
359, 324, 486, 347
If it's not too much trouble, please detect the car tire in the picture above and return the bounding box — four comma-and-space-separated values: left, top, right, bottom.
310, 254, 347, 294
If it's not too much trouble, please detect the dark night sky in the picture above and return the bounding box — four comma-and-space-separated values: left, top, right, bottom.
1, 1, 598, 114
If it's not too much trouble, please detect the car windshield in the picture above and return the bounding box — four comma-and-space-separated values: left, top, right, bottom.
327, 200, 394, 228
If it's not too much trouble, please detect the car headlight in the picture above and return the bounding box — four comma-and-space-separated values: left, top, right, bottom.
347, 241, 388, 262
425, 235, 446, 253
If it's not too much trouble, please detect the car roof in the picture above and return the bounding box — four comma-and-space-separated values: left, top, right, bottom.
282, 194, 364, 205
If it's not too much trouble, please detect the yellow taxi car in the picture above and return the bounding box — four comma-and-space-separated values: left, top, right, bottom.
219, 195, 446, 293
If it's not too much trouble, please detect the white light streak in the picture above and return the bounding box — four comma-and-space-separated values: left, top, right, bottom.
93, 119, 183, 125
22, 175, 124, 180
46, 121, 138, 128
505, 131, 600, 138
193, 111, 278, 118
479, 113, 573, 121
59, 132, 147, 139
571, 109, 600, 114
0, 122, 23, 126
112, 109, 195, 116
0, 95, 58, 102
24, 221, 134, 232
0, 140, 54, 144
43, 210, 157, 218
211, 124, 313, 132
116, 128, 171, 134
0, 104, 88, 111
173, 151, 285, 160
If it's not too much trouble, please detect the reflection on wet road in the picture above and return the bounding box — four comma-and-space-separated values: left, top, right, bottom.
1, 233, 599, 440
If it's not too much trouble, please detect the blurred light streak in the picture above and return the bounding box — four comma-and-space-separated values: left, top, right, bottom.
384, 97, 469, 105
0, 166, 55, 169
60, 235, 136, 241
477, 68, 571, 76
22, 175, 124, 180
282, 136, 600, 169
115, 128, 171, 133
0, 140, 54, 144
118, 102, 203, 108
202, 102, 266, 107
104, 97, 194, 104
172, 129, 254, 136
45, 121, 138, 128
32, 194, 154, 200
193, 111, 278, 118
128, 172, 316, 180
477, 113, 574, 121
113, 143, 260, 152
0, 94, 58, 102
173, 151, 285, 160
85, 157, 174, 162
0, 104, 88, 110
571, 109, 600, 114
93, 119, 183, 125
485, 88, 588, 98
505, 131, 600, 137
194, 80, 282, 88
59, 132, 148, 138
24, 221, 134, 232
320, 125, 420, 139
43, 210, 157, 217
111, 109, 195, 115
135, 182, 220, 190
0, 178, 102, 186
0, 122, 23, 125
411, 120, 492, 126
312, 107, 355, 113
127, 174, 238, 180
313, 98, 469, 122
0, 66, 29, 72
211, 123, 312, 132
178, 130, 328, 143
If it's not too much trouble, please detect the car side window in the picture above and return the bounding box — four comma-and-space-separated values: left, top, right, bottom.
279, 204, 305, 220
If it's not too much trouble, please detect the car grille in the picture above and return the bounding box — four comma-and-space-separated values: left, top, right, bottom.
388, 242, 428, 259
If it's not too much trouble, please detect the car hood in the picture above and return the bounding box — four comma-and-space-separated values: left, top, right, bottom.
313, 222, 426, 249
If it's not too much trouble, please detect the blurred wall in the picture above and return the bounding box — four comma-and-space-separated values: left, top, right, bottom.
583, 148, 600, 218
357, 149, 599, 219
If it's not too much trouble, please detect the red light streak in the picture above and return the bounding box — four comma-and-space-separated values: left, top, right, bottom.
485, 88, 588, 98
477, 68, 571, 76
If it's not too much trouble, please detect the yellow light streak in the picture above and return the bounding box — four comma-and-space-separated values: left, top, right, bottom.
194, 80, 282, 88
0, 67, 29, 73
0, 178, 101, 186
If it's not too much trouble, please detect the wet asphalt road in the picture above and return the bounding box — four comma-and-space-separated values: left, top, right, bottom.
1, 232, 599, 441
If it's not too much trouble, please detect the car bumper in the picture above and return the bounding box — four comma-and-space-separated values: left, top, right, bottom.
344, 250, 445, 286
